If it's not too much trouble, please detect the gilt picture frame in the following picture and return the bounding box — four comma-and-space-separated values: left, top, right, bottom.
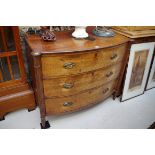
121, 42, 155, 101
146, 55, 155, 90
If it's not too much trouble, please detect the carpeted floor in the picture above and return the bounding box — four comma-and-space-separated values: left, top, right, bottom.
0, 88, 155, 129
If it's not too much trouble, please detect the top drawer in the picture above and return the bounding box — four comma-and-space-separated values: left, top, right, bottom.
41, 44, 127, 77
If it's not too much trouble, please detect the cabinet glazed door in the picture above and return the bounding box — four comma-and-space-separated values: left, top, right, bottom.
0, 26, 26, 86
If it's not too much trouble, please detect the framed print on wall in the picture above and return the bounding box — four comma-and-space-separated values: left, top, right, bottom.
146, 55, 155, 90
121, 42, 155, 101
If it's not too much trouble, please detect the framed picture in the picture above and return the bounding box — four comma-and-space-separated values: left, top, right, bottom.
146, 55, 155, 90
121, 42, 155, 101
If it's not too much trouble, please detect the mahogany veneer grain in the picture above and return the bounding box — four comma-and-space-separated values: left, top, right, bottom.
25, 30, 130, 128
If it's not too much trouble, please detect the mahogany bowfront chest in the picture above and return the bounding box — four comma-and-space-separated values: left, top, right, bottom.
25, 30, 130, 128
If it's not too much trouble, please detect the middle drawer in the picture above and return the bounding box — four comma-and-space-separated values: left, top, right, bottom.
43, 62, 122, 98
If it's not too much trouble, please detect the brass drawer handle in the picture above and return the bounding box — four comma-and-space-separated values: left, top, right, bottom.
110, 53, 118, 60
63, 83, 74, 89
106, 71, 113, 77
102, 88, 109, 94
63, 102, 74, 107
63, 62, 76, 69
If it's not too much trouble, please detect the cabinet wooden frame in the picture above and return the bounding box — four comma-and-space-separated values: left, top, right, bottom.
0, 26, 36, 120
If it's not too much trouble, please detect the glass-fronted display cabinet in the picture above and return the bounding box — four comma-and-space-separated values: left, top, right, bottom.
0, 26, 36, 120
0, 26, 25, 84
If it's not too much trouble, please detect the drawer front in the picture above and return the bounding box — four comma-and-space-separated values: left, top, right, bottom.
41, 44, 127, 77
45, 80, 116, 115
43, 62, 122, 98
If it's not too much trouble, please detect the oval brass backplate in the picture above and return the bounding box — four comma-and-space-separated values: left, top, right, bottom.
63, 62, 76, 69
63, 102, 74, 106
63, 83, 74, 89
106, 71, 113, 77
110, 53, 118, 60
102, 88, 109, 94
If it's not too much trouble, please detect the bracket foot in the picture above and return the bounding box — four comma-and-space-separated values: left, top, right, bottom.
28, 107, 36, 112
0, 116, 5, 121
40, 121, 50, 129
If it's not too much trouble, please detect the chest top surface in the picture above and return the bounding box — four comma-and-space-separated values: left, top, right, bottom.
25, 30, 129, 54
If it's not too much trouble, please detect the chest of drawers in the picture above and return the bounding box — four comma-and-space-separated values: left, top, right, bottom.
25, 30, 130, 128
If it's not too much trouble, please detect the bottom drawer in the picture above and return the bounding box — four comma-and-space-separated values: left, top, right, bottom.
45, 80, 116, 115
